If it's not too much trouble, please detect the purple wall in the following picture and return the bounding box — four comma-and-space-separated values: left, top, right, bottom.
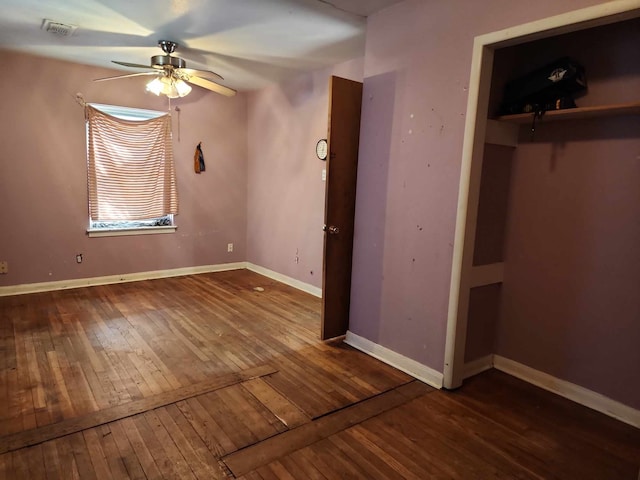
349, 0, 609, 371
246, 59, 363, 288
0, 50, 247, 287
499, 116, 640, 409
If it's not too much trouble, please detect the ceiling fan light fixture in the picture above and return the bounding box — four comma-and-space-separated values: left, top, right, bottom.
175, 79, 192, 97
145, 77, 164, 96
145, 76, 191, 98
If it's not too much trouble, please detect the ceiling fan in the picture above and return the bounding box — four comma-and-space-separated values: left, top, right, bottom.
95, 40, 236, 98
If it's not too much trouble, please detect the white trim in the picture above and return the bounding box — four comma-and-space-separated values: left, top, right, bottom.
463, 354, 494, 379
246, 263, 322, 298
0, 262, 247, 297
345, 331, 444, 389
494, 355, 640, 429
87, 226, 177, 237
444, 40, 494, 389
444, 0, 640, 391
476, 0, 640, 48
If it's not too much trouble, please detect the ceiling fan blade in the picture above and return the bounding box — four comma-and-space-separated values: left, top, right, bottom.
186, 75, 237, 97
94, 72, 159, 82
112, 60, 156, 69
178, 67, 224, 81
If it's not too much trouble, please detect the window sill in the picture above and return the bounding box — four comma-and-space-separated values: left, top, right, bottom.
87, 226, 177, 238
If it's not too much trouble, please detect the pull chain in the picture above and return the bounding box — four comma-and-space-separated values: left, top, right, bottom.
175, 106, 181, 142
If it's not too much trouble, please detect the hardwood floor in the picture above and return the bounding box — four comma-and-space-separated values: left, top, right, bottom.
0, 270, 638, 479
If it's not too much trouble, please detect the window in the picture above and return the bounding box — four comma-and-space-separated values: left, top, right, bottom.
85, 104, 178, 237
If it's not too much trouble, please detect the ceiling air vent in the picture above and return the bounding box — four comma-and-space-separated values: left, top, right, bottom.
41, 19, 78, 37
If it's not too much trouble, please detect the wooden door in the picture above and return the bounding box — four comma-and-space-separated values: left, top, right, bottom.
321, 76, 363, 339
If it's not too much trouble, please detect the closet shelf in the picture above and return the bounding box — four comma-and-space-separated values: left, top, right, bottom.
495, 101, 640, 124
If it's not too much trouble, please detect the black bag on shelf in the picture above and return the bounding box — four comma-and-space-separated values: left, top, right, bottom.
499, 57, 587, 115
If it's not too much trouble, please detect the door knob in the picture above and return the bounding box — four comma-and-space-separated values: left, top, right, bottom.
323, 225, 340, 234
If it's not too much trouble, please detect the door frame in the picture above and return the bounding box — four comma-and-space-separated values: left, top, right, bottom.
443, 0, 640, 389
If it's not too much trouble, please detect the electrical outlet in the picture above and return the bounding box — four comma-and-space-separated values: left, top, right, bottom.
227, 243, 234, 252
0, 261, 7, 274
76, 254, 83, 264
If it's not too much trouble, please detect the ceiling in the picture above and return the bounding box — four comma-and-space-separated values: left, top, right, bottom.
0, 0, 403, 92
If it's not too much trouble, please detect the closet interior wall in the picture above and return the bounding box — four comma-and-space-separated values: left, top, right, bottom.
464, 17, 640, 410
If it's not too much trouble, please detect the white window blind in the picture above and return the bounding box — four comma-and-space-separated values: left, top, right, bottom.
86, 104, 178, 221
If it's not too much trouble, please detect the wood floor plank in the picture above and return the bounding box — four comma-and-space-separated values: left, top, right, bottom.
3, 369, 22, 435
263, 370, 333, 418
53, 436, 81, 480
344, 425, 431, 480
284, 449, 329, 480
217, 384, 288, 438
41, 440, 63, 480
90, 314, 144, 403
114, 417, 163, 480
66, 318, 112, 412
0, 452, 8, 480
260, 460, 297, 480
452, 370, 640, 465
82, 319, 132, 407
14, 326, 37, 432
10, 445, 31, 479
254, 464, 282, 480
26, 333, 47, 412
195, 389, 259, 449
237, 472, 265, 480
142, 410, 197, 479
67, 432, 98, 480
241, 377, 310, 429
82, 428, 114, 479
358, 405, 488, 479
327, 431, 401, 480
222, 381, 433, 477
131, 413, 187, 479
0, 364, 276, 454
280, 446, 334, 480
59, 335, 101, 415
165, 404, 231, 479
95, 424, 135, 480
418, 375, 640, 479
312, 437, 373, 479
176, 397, 238, 457
263, 343, 413, 419
156, 405, 226, 480
402, 393, 567, 478
32, 445, 51, 480
154, 309, 211, 363
46, 350, 77, 419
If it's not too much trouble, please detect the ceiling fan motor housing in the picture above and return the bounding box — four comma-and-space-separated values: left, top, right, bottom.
151, 55, 186, 69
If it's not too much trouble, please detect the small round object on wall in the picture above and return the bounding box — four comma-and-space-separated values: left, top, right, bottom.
316, 139, 328, 161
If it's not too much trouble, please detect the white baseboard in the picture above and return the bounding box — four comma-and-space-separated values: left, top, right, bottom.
463, 354, 494, 379
345, 331, 444, 389
1, 262, 323, 298
246, 263, 322, 298
494, 355, 640, 429
0, 262, 248, 297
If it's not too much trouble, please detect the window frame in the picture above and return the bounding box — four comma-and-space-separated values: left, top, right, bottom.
85, 103, 177, 238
